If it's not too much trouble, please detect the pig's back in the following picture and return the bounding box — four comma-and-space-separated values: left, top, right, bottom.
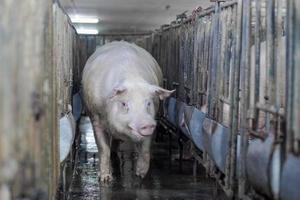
82, 41, 162, 110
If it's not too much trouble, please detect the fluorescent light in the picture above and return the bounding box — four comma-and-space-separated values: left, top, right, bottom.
70, 16, 99, 24
76, 28, 99, 35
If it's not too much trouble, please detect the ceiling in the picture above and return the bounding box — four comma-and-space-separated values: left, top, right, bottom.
60, 0, 214, 34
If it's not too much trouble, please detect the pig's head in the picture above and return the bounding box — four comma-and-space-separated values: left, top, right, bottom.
106, 81, 174, 141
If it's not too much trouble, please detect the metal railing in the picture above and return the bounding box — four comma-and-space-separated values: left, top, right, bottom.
137, 0, 300, 199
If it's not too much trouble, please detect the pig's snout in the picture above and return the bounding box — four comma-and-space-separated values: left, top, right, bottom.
139, 124, 156, 136
129, 121, 156, 137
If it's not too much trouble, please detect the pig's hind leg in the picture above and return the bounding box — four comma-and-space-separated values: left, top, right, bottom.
91, 115, 113, 183
135, 138, 152, 178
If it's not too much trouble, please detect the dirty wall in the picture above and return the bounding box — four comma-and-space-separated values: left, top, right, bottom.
0, 1, 81, 199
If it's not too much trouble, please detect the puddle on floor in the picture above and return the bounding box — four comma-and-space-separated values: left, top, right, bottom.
68, 116, 228, 200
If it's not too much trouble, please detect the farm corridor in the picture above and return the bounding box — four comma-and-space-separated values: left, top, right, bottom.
1, 0, 300, 200
67, 117, 227, 200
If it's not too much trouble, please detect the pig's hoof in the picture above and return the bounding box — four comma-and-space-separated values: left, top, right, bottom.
98, 173, 113, 183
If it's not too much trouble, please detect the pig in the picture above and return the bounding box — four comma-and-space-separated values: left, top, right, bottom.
82, 41, 174, 182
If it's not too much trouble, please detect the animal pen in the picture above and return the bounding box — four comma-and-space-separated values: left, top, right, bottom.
1, 0, 300, 200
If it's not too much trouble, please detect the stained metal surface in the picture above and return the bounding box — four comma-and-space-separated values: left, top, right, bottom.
246, 135, 274, 197
165, 98, 231, 174
68, 116, 228, 200
180, 105, 195, 140
202, 118, 230, 173
280, 154, 300, 200
188, 108, 206, 152
167, 97, 177, 125
60, 113, 76, 163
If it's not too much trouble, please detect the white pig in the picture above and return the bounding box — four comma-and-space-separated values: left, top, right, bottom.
82, 41, 174, 182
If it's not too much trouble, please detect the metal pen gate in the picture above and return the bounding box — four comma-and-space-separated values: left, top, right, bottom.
140, 0, 300, 199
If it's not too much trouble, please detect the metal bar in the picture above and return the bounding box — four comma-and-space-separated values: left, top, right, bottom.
208, 2, 221, 119
223, 8, 233, 100
227, 0, 241, 194
195, 21, 202, 107
253, 0, 261, 131
292, 0, 300, 152
219, 9, 227, 99
238, 0, 251, 197
256, 102, 285, 117
217, 8, 227, 122
192, 22, 199, 106
220, 96, 231, 105
202, 18, 212, 106
266, 0, 276, 134
248, 129, 267, 140
275, 0, 286, 141
160, 0, 238, 33
285, 0, 294, 153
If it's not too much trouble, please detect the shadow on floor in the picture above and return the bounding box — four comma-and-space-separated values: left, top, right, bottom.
68, 116, 228, 200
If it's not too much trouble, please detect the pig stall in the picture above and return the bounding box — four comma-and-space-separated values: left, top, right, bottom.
1, 0, 300, 199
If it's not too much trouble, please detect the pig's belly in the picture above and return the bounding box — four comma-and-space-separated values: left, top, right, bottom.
111, 131, 129, 141
108, 127, 133, 142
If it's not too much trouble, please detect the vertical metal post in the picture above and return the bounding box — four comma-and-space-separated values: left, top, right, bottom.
253, 0, 261, 131
286, 0, 300, 153
208, 1, 221, 119
193, 20, 200, 106
238, 0, 251, 197
265, 0, 276, 134
227, 0, 242, 197
293, 0, 300, 153
222, 8, 233, 100
226, 1, 240, 193
275, 0, 286, 140
202, 18, 211, 107
285, 0, 294, 154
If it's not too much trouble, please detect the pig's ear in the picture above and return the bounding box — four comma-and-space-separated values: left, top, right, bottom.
108, 85, 127, 99
150, 85, 175, 100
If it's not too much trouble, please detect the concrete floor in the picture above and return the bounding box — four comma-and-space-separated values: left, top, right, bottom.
68, 116, 228, 200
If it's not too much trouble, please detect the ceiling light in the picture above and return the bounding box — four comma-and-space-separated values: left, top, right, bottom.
70, 16, 99, 24
76, 28, 99, 35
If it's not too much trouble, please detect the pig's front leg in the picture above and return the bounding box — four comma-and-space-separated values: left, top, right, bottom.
135, 137, 152, 178
91, 115, 112, 183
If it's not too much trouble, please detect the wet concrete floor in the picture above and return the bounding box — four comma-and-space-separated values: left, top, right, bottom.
68, 116, 228, 200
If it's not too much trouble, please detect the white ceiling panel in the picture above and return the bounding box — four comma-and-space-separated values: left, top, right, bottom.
60, 0, 214, 34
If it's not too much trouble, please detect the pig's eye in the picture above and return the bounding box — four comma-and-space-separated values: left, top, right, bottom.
145, 100, 151, 107
120, 101, 129, 112
146, 100, 152, 112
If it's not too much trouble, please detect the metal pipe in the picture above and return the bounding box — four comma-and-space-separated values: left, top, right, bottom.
208, 2, 221, 119
238, 0, 251, 197
227, 0, 242, 193
203, 18, 212, 106
265, 0, 276, 134
285, 0, 294, 154
256, 102, 285, 117
253, 0, 261, 131
160, 0, 238, 32
292, 0, 300, 153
